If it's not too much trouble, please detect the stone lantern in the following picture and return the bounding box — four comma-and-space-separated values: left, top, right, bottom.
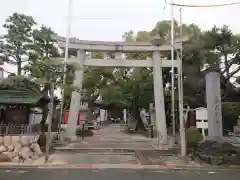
0, 67, 4, 80
79, 103, 89, 126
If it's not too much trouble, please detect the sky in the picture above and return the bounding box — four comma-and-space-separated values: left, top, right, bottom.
0, 0, 240, 75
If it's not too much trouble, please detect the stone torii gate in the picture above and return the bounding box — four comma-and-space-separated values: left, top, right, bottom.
56, 36, 182, 145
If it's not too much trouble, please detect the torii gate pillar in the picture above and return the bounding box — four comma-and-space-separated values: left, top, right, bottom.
66, 50, 85, 137
153, 51, 167, 144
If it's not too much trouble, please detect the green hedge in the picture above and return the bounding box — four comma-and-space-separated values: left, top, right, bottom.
186, 127, 203, 149
37, 133, 47, 152
222, 102, 240, 133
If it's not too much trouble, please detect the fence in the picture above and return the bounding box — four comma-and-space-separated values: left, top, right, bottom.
0, 124, 40, 135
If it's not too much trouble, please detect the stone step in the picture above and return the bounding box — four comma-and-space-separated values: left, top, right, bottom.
54, 147, 140, 153
53, 147, 179, 156
78, 140, 153, 143
53, 145, 178, 153
135, 150, 152, 165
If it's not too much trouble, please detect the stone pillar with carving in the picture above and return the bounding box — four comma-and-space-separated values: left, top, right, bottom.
205, 71, 223, 140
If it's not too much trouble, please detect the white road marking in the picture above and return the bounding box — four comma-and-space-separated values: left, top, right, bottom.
154, 170, 166, 173
122, 170, 137, 173
208, 171, 216, 174
17, 171, 28, 173
92, 170, 99, 172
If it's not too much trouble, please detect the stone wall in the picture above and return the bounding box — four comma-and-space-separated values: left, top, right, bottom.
0, 135, 42, 162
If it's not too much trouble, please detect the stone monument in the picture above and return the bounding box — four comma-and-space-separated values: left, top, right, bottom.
205, 71, 223, 140
233, 116, 240, 135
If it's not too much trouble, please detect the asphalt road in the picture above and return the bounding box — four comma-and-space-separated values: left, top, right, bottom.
0, 168, 239, 180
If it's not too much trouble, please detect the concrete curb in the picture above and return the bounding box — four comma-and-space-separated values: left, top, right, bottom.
38, 164, 240, 171
0, 163, 239, 171
54, 147, 164, 151
53, 147, 175, 154
38, 164, 176, 169
163, 164, 240, 171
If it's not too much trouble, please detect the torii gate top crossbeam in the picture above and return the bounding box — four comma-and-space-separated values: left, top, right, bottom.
54, 36, 182, 52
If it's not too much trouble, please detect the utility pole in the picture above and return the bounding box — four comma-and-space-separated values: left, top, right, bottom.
171, 0, 176, 136
58, 0, 74, 132
178, 7, 187, 157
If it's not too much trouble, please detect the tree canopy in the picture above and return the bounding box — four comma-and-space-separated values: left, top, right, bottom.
101, 21, 240, 109
0, 13, 76, 132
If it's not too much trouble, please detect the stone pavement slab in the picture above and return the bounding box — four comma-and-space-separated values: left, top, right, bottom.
66, 124, 158, 150
46, 153, 141, 165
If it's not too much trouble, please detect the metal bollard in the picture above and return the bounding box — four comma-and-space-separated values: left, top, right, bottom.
81, 124, 85, 140
148, 126, 151, 139
6, 125, 8, 135
151, 125, 154, 138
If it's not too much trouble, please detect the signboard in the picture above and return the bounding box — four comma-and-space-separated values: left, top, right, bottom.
196, 107, 207, 120
195, 107, 208, 139
196, 119, 208, 129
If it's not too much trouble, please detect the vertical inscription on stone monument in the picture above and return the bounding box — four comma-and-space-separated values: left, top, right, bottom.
206, 71, 223, 140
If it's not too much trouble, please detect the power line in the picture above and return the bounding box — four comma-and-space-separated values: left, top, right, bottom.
167, 1, 240, 7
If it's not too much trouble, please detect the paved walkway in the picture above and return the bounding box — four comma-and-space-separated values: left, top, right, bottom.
68, 124, 158, 150
50, 124, 182, 165
48, 153, 140, 165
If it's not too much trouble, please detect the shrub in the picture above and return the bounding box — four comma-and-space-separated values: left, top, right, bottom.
186, 127, 203, 149
37, 133, 47, 152
222, 102, 240, 133
76, 129, 94, 137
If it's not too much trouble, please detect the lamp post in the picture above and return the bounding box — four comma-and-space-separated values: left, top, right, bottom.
178, 7, 186, 157
170, 0, 176, 136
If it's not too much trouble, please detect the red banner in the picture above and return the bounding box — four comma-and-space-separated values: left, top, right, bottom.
63, 110, 81, 125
